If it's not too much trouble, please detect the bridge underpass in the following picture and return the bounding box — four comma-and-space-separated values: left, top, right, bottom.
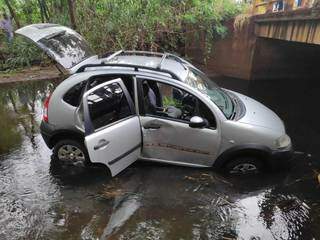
186, 4, 320, 81
251, 37, 320, 80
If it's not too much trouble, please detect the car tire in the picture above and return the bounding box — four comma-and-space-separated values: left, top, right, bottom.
52, 139, 90, 168
225, 156, 264, 175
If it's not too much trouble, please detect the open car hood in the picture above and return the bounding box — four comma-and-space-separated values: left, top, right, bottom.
15, 23, 98, 74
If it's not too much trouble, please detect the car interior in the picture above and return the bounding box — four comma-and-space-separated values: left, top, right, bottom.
141, 79, 216, 128
86, 82, 132, 130
65, 75, 216, 130
63, 74, 135, 108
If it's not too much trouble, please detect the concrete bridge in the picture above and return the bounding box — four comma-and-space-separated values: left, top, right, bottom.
186, 1, 320, 80
254, 1, 320, 45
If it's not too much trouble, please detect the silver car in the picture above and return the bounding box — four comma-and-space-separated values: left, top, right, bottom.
16, 24, 293, 176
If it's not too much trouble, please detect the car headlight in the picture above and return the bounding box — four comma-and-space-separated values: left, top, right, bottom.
275, 134, 291, 149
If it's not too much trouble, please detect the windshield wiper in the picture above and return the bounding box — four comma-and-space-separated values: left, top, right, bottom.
230, 96, 240, 119
229, 109, 237, 120
223, 90, 237, 120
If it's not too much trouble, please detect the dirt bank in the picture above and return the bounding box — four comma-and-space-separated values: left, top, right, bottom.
0, 66, 63, 84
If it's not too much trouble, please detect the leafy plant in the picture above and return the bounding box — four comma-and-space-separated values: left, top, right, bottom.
0, 36, 48, 71
163, 96, 182, 109
76, 0, 246, 56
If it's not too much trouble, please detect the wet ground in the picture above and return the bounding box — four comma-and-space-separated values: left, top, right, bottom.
0, 77, 319, 240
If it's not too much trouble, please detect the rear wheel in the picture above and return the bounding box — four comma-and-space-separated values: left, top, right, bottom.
225, 156, 264, 175
52, 139, 90, 167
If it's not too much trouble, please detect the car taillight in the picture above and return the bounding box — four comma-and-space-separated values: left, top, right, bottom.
43, 94, 51, 122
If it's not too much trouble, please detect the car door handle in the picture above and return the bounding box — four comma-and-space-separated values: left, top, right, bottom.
143, 123, 161, 129
94, 139, 110, 150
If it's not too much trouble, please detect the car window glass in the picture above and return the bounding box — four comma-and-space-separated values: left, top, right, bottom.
64, 75, 135, 108
141, 80, 216, 128
63, 81, 86, 107
87, 82, 133, 130
88, 75, 135, 101
198, 100, 216, 128
39, 31, 94, 69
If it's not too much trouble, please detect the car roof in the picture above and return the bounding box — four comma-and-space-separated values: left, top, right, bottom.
59, 69, 180, 90
106, 55, 189, 81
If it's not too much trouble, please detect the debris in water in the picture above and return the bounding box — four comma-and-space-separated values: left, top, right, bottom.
222, 236, 236, 240
312, 170, 320, 186
193, 184, 202, 192
101, 189, 123, 199
101, 183, 124, 199
184, 176, 197, 181
184, 173, 233, 186
56, 216, 66, 227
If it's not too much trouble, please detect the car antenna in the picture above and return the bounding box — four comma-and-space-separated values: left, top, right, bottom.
104, 50, 124, 62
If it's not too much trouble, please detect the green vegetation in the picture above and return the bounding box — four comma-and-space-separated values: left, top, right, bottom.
163, 96, 183, 109
0, 35, 47, 71
0, 0, 246, 71
76, 0, 245, 54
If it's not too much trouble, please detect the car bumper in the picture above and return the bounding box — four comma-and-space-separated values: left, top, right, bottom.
40, 121, 55, 148
268, 146, 293, 169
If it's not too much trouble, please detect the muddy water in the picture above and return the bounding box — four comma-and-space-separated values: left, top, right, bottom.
0, 78, 319, 240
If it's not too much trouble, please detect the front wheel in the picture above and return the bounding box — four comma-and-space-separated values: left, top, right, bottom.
52, 139, 90, 167
225, 157, 264, 175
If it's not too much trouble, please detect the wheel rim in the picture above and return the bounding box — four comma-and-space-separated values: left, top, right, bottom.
230, 163, 258, 174
57, 145, 86, 167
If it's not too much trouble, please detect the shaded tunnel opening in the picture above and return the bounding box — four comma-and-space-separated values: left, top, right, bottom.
213, 38, 320, 157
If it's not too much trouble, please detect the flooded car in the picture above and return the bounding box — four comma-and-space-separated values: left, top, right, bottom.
15, 23, 293, 176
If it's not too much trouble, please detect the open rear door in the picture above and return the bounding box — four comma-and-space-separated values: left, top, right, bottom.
83, 78, 141, 176
15, 23, 96, 74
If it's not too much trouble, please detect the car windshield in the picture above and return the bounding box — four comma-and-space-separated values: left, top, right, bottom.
184, 68, 234, 119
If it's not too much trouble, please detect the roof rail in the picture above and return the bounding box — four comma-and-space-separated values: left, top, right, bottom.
105, 50, 188, 70
75, 63, 181, 81
123, 50, 164, 57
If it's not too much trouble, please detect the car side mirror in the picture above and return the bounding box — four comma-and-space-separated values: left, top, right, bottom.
189, 116, 208, 128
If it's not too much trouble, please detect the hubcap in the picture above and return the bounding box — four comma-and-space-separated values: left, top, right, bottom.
57, 145, 86, 167
230, 163, 258, 174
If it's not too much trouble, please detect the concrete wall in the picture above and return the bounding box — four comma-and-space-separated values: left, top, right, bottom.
185, 19, 257, 80
185, 15, 320, 81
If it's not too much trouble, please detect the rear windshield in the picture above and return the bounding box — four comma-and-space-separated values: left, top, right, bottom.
39, 31, 94, 69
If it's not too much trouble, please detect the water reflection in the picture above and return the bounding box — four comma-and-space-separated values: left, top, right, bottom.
96, 169, 314, 240
101, 194, 141, 238
0, 80, 55, 154
0, 101, 21, 154
259, 192, 310, 239
232, 190, 311, 239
